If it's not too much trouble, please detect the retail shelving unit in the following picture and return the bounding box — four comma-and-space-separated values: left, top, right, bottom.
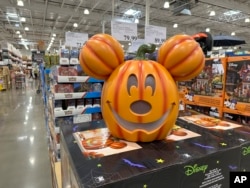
42, 52, 103, 188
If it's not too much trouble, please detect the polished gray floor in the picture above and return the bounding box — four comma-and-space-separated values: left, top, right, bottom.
0, 78, 52, 188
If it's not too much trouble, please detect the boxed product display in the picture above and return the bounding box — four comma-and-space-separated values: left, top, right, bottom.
224, 56, 250, 116
54, 84, 74, 93
60, 120, 246, 188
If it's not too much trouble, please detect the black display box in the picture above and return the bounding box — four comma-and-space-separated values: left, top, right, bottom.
59, 120, 248, 188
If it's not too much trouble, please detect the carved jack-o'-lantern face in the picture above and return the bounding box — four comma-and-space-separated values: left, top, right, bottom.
101, 60, 179, 142
80, 34, 205, 142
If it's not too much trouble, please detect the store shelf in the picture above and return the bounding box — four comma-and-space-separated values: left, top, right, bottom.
54, 162, 62, 188
56, 75, 103, 83
54, 106, 101, 117
53, 91, 101, 100
223, 107, 250, 117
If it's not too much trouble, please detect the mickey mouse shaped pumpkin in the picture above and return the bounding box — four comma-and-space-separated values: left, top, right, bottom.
80, 34, 205, 142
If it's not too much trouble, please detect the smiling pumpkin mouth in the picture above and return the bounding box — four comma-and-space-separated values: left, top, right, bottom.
106, 101, 176, 132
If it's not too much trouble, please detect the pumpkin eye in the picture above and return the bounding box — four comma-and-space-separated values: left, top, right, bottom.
127, 74, 138, 95
145, 74, 155, 95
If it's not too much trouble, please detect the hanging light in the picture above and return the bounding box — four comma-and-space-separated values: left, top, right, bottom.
24, 27, 29, 31
163, 1, 170, 8
231, 32, 235, 36
209, 11, 216, 16
73, 23, 78, 27
16, 31, 20, 34
205, 28, 210, 32
173, 23, 178, 28
245, 18, 250, 23
20, 17, 26, 22
134, 18, 139, 23
17, 0, 24, 6
84, 9, 89, 15
52, 33, 56, 37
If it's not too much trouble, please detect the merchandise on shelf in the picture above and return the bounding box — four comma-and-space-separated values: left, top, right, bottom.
224, 56, 250, 116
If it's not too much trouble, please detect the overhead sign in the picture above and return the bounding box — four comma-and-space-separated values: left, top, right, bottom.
65, 32, 88, 48
145, 25, 166, 44
111, 20, 137, 41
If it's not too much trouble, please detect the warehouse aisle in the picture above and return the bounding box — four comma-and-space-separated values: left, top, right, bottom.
0, 79, 52, 188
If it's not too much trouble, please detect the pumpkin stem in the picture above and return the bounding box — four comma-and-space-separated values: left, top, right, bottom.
135, 44, 156, 60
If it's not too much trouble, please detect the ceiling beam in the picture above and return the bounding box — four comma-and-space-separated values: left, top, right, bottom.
199, 0, 250, 14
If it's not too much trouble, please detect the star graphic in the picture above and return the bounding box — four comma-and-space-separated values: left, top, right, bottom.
97, 164, 102, 168
220, 143, 227, 146
156, 159, 164, 163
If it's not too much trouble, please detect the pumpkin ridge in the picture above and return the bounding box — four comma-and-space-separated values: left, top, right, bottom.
168, 43, 200, 71
152, 62, 168, 113
114, 61, 131, 111
86, 41, 114, 71
160, 36, 193, 67
81, 53, 109, 79
91, 36, 123, 64
173, 56, 204, 80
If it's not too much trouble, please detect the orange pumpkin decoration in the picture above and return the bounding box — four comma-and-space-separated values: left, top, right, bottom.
157, 34, 205, 81
79, 34, 124, 80
102, 58, 179, 142
80, 34, 204, 142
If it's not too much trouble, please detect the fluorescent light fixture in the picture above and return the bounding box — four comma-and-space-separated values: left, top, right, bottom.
224, 10, 240, 16
134, 18, 139, 23
24, 27, 29, 31
205, 28, 210, 32
6, 13, 18, 18
15, 23, 20, 27
20, 17, 26, 22
180, 9, 191, 15
124, 9, 140, 16
209, 11, 215, 16
51, 37, 55, 40
84, 9, 89, 15
128, 42, 131, 46
231, 32, 235, 36
16, 31, 20, 34
73, 23, 78, 27
164, 1, 170, 8
173, 23, 178, 28
245, 18, 250, 22
17, 0, 24, 6
25, 45, 29, 50
52, 33, 56, 37
19, 35, 22, 38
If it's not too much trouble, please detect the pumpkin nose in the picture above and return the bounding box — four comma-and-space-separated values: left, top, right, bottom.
130, 100, 151, 114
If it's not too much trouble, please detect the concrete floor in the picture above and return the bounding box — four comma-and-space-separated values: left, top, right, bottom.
0, 79, 52, 188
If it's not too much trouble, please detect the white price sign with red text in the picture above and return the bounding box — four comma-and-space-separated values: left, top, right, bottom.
111, 21, 138, 41
145, 25, 166, 44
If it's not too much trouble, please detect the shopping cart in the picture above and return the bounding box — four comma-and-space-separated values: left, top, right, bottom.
15, 74, 26, 89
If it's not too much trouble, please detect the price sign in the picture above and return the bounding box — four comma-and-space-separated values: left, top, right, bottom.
73, 114, 92, 123
65, 32, 88, 48
111, 21, 137, 41
128, 39, 145, 53
145, 25, 166, 44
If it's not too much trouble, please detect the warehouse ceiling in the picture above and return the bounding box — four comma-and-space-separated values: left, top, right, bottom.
1, 0, 250, 52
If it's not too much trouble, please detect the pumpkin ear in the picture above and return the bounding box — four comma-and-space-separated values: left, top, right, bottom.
79, 34, 124, 80
157, 34, 205, 81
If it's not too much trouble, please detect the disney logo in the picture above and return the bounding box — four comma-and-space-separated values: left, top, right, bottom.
184, 164, 208, 176
242, 146, 250, 156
